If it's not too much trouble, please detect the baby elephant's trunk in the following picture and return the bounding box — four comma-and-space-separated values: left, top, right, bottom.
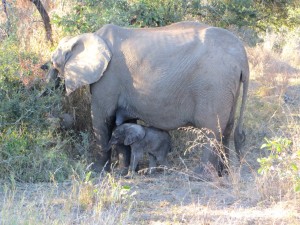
106, 140, 114, 152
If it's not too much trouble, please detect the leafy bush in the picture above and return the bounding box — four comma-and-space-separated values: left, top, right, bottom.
189, 0, 300, 32
0, 37, 86, 182
52, 0, 188, 34
258, 137, 300, 192
127, 0, 187, 27
52, 0, 299, 39
52, 0, 130, 34
188, 0, 257, 29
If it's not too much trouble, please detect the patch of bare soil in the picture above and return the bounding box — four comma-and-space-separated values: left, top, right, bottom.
120, 163, 299, 224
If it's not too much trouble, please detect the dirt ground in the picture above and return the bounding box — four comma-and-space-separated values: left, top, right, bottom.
122, 172, 295, 224
1, 161, 299, 225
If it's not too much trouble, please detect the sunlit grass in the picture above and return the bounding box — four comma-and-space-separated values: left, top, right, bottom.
0, 172, 135, 224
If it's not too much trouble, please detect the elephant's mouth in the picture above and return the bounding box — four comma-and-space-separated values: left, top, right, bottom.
39, 66, 65, 97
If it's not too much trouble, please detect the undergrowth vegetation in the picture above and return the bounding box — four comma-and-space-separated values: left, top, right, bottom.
0, 0, 300, 223
1, 172, 135, 224
0, 36, 87, 182
244, 30, 300, 203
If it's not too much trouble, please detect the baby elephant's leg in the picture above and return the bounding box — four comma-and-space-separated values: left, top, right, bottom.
156, 150, 169, 174
148, 153, 157, 174
158, 159, 168, 168
114, 144, 131, 176
126, 149, 143, 178
157, 153, 168, 167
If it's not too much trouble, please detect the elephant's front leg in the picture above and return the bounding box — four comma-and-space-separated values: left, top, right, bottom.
90, 102, 115, 172
92, 121, 113, 172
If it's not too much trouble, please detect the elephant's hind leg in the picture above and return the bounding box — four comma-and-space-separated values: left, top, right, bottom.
221, 113, 235, 174
193, 113, 229, 179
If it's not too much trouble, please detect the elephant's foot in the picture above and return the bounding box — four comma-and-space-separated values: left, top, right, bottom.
192, 163, 219, 182
124, 170, 136, 179
90, 149, 112, 173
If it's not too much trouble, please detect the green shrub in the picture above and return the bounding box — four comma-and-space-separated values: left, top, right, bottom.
0, 127, 72, 182
258, 137, 300, 192
52, 0, 187, 35
52, 0, 299, 47
52, 0, 131, 34
0, 37, 86, 182
127, 0, 187, 27
188, 0, 257, 29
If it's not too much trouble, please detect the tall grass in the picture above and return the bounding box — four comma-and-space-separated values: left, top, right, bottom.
244, 30, 300, 205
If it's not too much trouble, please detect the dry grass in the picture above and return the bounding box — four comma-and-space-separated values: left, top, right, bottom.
1, 167, 299, 224
239, 31, 300, 218
0, 172, 135, 224
62, 85, 93, 132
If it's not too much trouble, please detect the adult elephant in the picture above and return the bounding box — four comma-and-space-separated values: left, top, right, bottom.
50, 21, 249, 178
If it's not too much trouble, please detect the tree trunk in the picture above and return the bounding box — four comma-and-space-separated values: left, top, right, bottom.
30, 0, 53, 44
2, 0, 10, 36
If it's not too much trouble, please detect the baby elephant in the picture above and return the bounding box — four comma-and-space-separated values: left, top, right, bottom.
108, 123, 171, 177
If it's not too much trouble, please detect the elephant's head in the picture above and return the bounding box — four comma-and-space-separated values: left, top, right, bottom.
51, 34, 112, 94
108, 124, 146, 149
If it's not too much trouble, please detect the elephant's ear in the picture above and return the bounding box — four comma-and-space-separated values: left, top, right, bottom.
63, 33, 112, 94
124, 125, 146, 146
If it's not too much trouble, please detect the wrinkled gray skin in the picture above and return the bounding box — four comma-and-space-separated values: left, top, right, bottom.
50, 21, 249, 178
108, 123, 171, 177
115, 107, 138, 126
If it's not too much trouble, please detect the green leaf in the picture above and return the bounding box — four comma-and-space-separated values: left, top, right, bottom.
295, 184, 300, 192
122, 185, 131, 190
85, 171, 92, 183
258, 168, 264, 174
290, 163, 298, 172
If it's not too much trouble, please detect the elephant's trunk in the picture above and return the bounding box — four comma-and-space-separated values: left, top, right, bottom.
106, 140, 113, 152
45, 67, 59, 83
107, 138, 121, 152
38, 67, 63, 97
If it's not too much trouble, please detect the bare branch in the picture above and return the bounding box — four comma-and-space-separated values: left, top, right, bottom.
29, 0, 53, 44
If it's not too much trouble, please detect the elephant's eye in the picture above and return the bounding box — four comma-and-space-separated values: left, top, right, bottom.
114, 134, 120, 139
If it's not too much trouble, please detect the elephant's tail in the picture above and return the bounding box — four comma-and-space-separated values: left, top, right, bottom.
234, 67, 249, 162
